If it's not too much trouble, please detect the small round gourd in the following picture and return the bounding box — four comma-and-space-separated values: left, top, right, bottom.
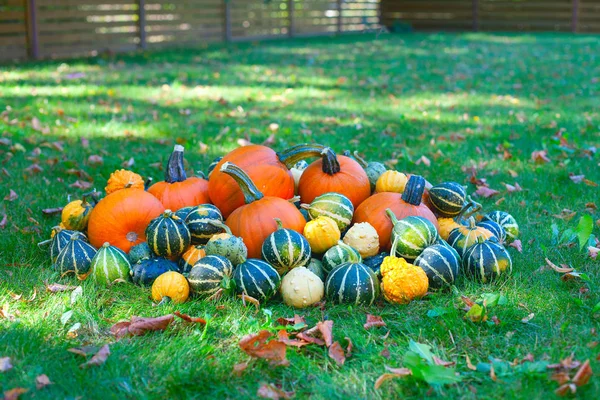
151, 271, 190, 304
301, 192, 354, 231
131, 257, 179, 286
482, 211, 519, 243
376, 170, 408, 194
343, 222, 380, 258
204, 227, 247, 265
185, 204, 226, 245
188, 255, 233, 297
388, 210, 438, 261
145, 209, 191, 258
447, 217, 494, 257
325, 262, 380, 306
303, 216, 341, 254
179, 244, 206, 273
428, 182, 467, 218
280, 267, 324, 308
476, 220, 506, 243
89, 242, 131, 285
463, 238, 512, 283
362, 252, 389, 277
380, 255, 429, 304
207, 156, 223, 177
352, 151, 387, 192
61, 195, 95, 231
414, 243, 460, 289
233, 259, 281, 301
174, 206, 195, 221
322, 241, 362, 274
105, 169, 145, 194
48, 226, 79, 263
261, 219, 311, 275
306, 258, 325, 282
128, 242, 153, 264
54, 233, 97, 279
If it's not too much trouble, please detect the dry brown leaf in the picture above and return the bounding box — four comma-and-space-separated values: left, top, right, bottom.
45, 282, 78, 292
490, 363, 497, 381
461, 295, 475, 308
380, 346, 391, 359
121, 157, 135, 168
328, 341, 346, 366
276, 315, 306, 327
572, 359, 592, 387
257, 383, 294, 400
374, 367, 412, 389
521, 313, 535, 323
553, 209, 577, 221
588, 247, 599, 260
233, 362, 249, 377
508, 239, 522, 252
475, 186, 500, 198
237, 138, 252, 147
0, 213, 6, 229
531, 150, 550, 164
25, 164, 43, 174
555, 383, 577, 396
345, 337, 353, 358
4, 190, 18, 202
0, 357, 12, 372
317, 320, 333, 347
41, 207, 62, 215
296, 332, 325, 346
238, 330, 288, 366
88, 155, 104, 166
68, 346, 100, 357
69, 180, 93, 190
364, 314, 386, 329
551, 371, 571, 385
174, 311, 206, 325
466, 355, 477, 370
545, 258, 574, 273
504, 182, 522, 193
3, 388, 28, 400
416, 155, 431, 167
433, 355, 455, 367
584, 179, 598, 187
111, 314, 174, 338
262, 134, 276, 146
547, 354, 581, 371
79, 344, 110, 369
238, 294, 260, 313
80, 138, 89, 148
35, 374, 52, 389
277, 330, 310, 348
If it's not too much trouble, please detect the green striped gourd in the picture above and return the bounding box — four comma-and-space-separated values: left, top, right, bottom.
325, 262, 380, 306
301, 192, 354, 231
90, 242, 131, 285
185, 204, 226, 245
447, 217, 494, 257
463, 237, 512, 283
233, 259, 281, 301
387, 210, 438, 261
428, 182, 467, 218
207, 156, 223, 177
476, 220, 506, 243
261, 218, 311, 275
48, 226, 79, 263
204, 225, 247, 265
179, 245, 206, 274
414, 243, 460, 289
54, 232, 97, 279
352, 151, 387, 192
362, 252, 389, 277
131, 257, 179, 286
129, 242, 153, 264
482, 211, 519, 243
174, 206, 195, 221
188, 255, 233, 297
322, 241, 362, 274
146, 209, 191, 258
306, 258, 325, 282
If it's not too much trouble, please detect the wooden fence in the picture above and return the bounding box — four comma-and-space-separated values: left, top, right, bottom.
0, 0, 380, 61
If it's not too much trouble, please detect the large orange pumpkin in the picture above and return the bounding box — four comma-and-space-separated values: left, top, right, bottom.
354, 175, 439, 251
221, 162, 306, 259
278, 144, 370, 208
209, 145, 294, 218
147, 145, 210, 211
87, 189, 165, 253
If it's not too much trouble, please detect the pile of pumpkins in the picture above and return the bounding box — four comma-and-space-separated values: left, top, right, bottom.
41, 143, 519, 308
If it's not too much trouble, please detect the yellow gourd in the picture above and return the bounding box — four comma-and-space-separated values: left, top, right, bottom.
61, 193, 95, 231
376, 170, 408, 193
105, 169, 145, 194
151, 271, 190, 304
380, 256, 429, 304
343, 222, 380, 258
303, 216, 340, 253
438, 217, 462, 240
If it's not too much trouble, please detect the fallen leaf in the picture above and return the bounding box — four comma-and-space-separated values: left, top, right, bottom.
490, 363, 497, 381
555, 383, 577, 396
345, 337, 353, 358
374, 367, 412, 389
328, 341, 346, 366
569, 174, 585, 184
545, 258, 574, 273
81, 138, 89, 148
504, 182, 522, 193
296, 331, 325, 346
364, 314, 386, 329
475, 186, 500, 198
262, 134, 276, 146
433, 355, 455, 367
25, 164, 43, 174
110, 314, 174, 338
547, 354, 581, 371
531, 150, 550, 164
41, 207, 62, 216
79, 344, 110, 369
238, 330, 288, 366
121, 157, 134, 168
317, 320, 334, 347
277, 330, 310, 348
69, 180, 92, 190
551, 371, 571, 385
45, 282, 78, 292
238, 294, 260, 313
589, 247, 599, 260
508, 240, 522, 252
276, 315, 306, 327
233, 362, 249, 377
0, 357, 12, 372
584, 179, 598, 187
380, 346, 391, 359
521, 313, 535, 323
4, 190, 17, 202
3, 388, 28, 400
67, 346, 100, 357
87, 155, 103, 166
466, 355, 477, 370
553, 209, 577, 221
174, 311, 206, 325
257, 383, 294, 400
572, 359, 592, 387
416, 155, 431, 167
0, 214, 6, 229
35, 374, 52, 389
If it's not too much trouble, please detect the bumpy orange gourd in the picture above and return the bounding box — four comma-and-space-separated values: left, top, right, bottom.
376, 170, 408, 193
151, 271, 190, 304
105, 169, 145, 194
380, 255, 429, 304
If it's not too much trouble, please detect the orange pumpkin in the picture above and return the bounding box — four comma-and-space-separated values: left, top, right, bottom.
87, 189, 165, 253
278, 144, 370, 208
354, 175, 439, 252
147, 145, 210, 211
105, 169, 145, 194
221, 162, 306, 259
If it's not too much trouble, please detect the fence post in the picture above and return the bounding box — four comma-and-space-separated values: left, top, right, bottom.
572, 0, 579, 32
472, 0, 479, 31
337, 0, 342, 33
138, 0, 147, 49
224, 0, 232, 41
25, 0, 39, 59
288, 0, 294, 37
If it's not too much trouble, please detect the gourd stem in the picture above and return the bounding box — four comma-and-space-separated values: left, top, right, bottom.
352, 151, 369, 169
287, 195, 301, 204
209, 220, 233, 235
300, 203, 310, 211
144, 177, 153, 190
38, 225, 63, 248
274, 218, 284, 230
219, 162, 264, 204
276, 143, 328, 169
466, 217, 476, 229
82, 189, 99, 206
157, 296, 171, 306
401, 175, 425, 206
336, 241, 362, 263
164, 145, 187, 183
390, 236, 401, 258
385, 208, 399, 226
462, 196, 482, 220
163, 209, 174, 218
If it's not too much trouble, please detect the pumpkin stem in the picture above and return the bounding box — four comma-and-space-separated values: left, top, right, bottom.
102, 242, 111, 248
144, 177, 153, 190
219, 162, 264, 204
401, 175, 425, 206
320, 147, 341, 175
274, 218, 284, 230
390, 235, 401, 258
164, 145, 187, 183
163, 209, 174, 218
82, 190, 99, 206
462, 196, 482, 220
276, 143, 328, 169
287, 195, 301, 204
337, 240, 362, 263
352, 151, 369, 169
466, 217, 477, 229
385, 208, 400, 226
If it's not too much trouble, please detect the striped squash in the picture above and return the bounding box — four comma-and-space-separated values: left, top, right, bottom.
185, 204, 226, 244
131, 257, 179, 286
207, 156, 223, 177
351, 151, 387, 192
188, 255, 233, 297
129, 242, 154, 264
482, 211, 519, 243
302, 192, 354, 231
322, 241, 362, 274
262, 218, 311, 275
49, 226, 79, 263
325, 262, 380, 306
179, 244, 206, 273
447, 217, 494, 257
463, 238, 512, 283
428, 182, 467, 217
414, 243, 460, 289
54, 233, 97, 279
204, 228, 247, 266
174, 206, 195, 221
362, 252, 389, 277
306, 258, 325, 282
233, 259, 281, 301
146, 209, 191, 258
477, 220, 506, 243
90, 242, 131, 285
387, 210, 438, 261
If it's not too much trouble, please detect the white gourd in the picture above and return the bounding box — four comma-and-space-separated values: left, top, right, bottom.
280, 267, 324, 308
343, 222, 380, 258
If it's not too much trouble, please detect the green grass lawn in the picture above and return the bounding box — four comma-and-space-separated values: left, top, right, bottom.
1, 32, 599, 399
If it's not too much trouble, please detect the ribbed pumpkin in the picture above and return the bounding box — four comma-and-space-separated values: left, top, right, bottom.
209, 145, 294, 218
54, 233, 97, 279
376, 170, 408, 194
447, 217, 494, 257
179, 244, 206, 273
88, 189, 165, 253
322, 241, 362, 274
354, 175, 439, 252
301, 192, 354, 231
61, 192, 96, 231
151, 271, 190, 304
131, 257, 179, 286
388, 210, 438, 261
221, 162, 306, 259
463, 238, 513, 283
414, 243, 460, 289
261, 218, 311, 275
233, 259, 281, 301
428, 182, 467, 218
147, 145, 210, 211
278, 144, 371, 208
306, 258, 325, 282
482, 211, 519, 243
105, 169, 145, 194
204, 226, 248, 266
48, 226, 79, 263
351, 151, 387, 192
477, 220, 506, 243
325, 262, 380, 306
145, 210, 191, 258
185, 204, 226, 244
188, 255, 233, 297
129, 242, 153, 264
303, 216, 341, 254
89, 242, 131, 285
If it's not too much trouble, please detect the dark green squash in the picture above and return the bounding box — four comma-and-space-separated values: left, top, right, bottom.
482, 211, 519, 243
362, 252, 389, 277
476, 220, 506, 243
387, 210, 438, 261
174, 206, 195, 221
428, 181, 467, 218
261, 218, 311, 275
351, 151, 387, 192
89, 242, 131, 285
325, 262, 380, 306
414, 243, 460, 289
207, 156, 223, 177
145, 209, 191, 258
188, 255, 233, 297
48, 226, 79, 263
306, 258, 325, 282
301, 192, 354, 231
463, 237, 512, 283
233, 259, 281, 301
54, 232, 97, 279
447, 217, 494, 257
185, 204, 226, 245
129, 242, 154, 264
322, 241, 362, 274
131, 257, 179, 286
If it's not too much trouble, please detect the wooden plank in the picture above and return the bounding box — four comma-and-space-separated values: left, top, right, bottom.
138, 0, 146, 49
26, 0, 39, 59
